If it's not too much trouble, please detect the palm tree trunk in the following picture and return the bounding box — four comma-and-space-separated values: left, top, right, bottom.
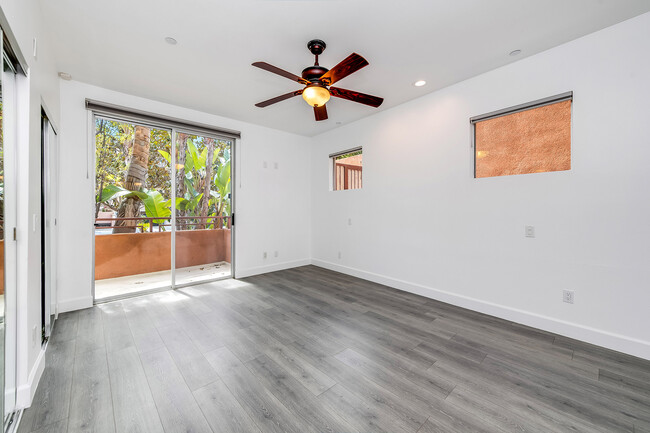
113, 125, 151, 233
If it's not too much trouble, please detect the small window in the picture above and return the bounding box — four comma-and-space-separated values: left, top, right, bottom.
471, 92, 572, 178
331, 148, 362, 191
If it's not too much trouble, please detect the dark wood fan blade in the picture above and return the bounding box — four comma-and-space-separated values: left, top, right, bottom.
314, 105, 328, 121
255, 90, 303, 108
252, 62, 310, 85
319, 53, 368, 85
330, 87, 383, 107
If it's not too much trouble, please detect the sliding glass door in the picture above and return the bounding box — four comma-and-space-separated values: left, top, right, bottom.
94, 119, 173, 300
173, 132, 232, 286
93, 117, 233, 301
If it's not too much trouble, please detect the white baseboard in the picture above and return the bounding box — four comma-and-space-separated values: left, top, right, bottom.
58, 295, 93, 313
16, 346, 46, 409
311, 259, 650, 361
236, 259, 311, 279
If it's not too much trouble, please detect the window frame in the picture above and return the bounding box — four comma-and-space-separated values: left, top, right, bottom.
330, 146, 363, 191
470, 91, 573, 178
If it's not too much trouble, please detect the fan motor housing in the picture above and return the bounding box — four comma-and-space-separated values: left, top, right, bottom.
302, 65, 328, 82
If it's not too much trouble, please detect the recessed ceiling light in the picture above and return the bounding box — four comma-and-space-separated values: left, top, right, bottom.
509, 49, 522, 56
58, 72, 72, 80
165, 37, 178, 45
414, 80, 426, 87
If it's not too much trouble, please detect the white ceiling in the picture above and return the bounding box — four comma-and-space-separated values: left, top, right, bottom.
41, 0, 650, 137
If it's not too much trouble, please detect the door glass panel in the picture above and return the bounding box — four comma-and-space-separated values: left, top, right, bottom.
94, 118, 173, 301
174, 133, 232, 285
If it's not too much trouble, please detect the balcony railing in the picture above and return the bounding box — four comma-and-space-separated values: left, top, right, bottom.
95, 215, 231, 233
335, 162, 362, 190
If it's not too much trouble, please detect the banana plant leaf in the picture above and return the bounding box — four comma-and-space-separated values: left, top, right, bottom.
186, 140, 199, 173
98, 184, 147, 203
175, 193, 203, 212
142, 190, 171, 224
215, 162, 231, 193
158, 149, 171, 164
198, 147, 208, 171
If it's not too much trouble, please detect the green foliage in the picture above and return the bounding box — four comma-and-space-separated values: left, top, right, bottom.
94, 119, 131, 213
141, 190, 171, 225
148, 129, 172, 199
95, 119, 171, 214
98, 184, 135, 203
213, 153, 232, 216
176, 193, 203, 212
95, 119, 232, 229
335, 149, 362, 160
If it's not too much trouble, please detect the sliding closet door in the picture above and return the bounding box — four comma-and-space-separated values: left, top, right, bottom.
41, 114, 58, 339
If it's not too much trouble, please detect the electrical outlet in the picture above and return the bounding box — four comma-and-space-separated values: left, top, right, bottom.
337, 251, 342, 259
263, 252, 267, 259
348, 218, 352, 225
263, 161, 267, 168
274, 162, 278, 169
274, 251, 278, 258
525, 226, 535, 238
563, 290, 574, 304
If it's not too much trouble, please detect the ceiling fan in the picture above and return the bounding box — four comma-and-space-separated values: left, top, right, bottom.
252, 39, 384, 121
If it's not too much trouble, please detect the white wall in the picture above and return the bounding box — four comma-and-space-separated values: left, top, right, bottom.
57, 80, 311, 312
0, 0, 61, 407
310, 13, 650, 359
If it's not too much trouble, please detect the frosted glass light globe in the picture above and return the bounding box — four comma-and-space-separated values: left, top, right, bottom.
302, 85, 330, 107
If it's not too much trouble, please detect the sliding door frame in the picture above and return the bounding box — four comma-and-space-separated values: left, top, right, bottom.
89, 113, 236, 303
40, 109, 59, 342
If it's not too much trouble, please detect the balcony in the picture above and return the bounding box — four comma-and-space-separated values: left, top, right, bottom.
94, 216, 231, 300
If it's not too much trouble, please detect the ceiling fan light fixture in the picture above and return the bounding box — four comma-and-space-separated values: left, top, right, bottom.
302, 84, 330, 107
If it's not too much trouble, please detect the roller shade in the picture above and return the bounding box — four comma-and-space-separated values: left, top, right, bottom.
85, 99, 241, 140
470, 91, 573, 124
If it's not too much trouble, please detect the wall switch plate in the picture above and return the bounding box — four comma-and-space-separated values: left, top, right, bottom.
563, 290, 575, 304
263, 252, 267, 259
337, 251, 342, 259
525, 226, 535, 238
274, 162, 278, 169
348, 218, 352, 225
263, 161, 267, 168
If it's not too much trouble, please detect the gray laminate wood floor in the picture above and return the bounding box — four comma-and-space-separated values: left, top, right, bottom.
18, 265, 650, 433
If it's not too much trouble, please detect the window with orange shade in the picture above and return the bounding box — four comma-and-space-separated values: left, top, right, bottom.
472, 93, 572, 178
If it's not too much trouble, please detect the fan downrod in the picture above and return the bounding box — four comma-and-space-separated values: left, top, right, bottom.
303, 39, 329, 81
